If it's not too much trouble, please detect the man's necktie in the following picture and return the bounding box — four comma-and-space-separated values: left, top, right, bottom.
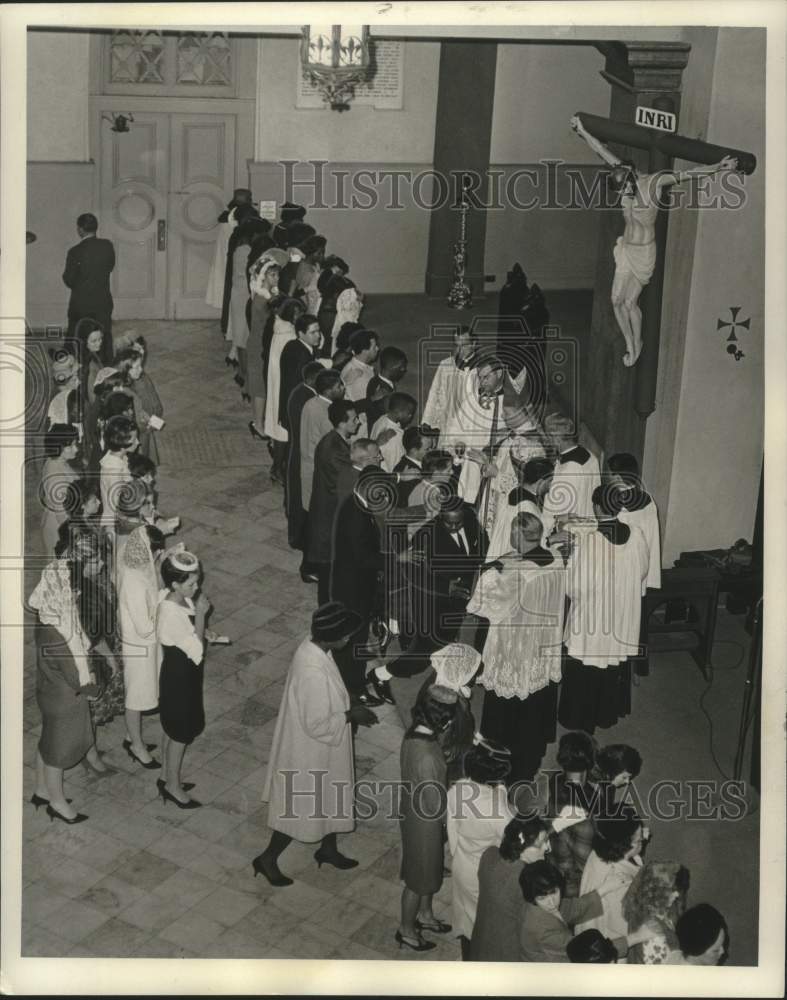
454, 531, 468, 555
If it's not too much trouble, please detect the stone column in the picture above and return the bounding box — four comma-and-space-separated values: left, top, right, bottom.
424, 41, 497, 299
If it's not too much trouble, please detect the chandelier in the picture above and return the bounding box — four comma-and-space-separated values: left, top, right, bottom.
301, 24, 371, 112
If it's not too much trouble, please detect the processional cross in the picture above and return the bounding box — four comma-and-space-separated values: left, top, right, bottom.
571, 111, 756, 367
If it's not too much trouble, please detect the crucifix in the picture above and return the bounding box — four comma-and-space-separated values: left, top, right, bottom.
571, 111, 757, 367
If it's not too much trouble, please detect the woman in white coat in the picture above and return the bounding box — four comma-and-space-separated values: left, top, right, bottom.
255, 602, 379, 886
447, 739, 515, 959
118, 523, 166, 769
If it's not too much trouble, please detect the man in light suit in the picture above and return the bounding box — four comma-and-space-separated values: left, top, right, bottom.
63, 213, 115, 363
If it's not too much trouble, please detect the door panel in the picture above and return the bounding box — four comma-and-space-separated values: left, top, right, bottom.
100, 112, 169, 319
168, 113, 236, 318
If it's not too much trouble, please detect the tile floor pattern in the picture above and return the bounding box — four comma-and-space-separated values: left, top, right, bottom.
20, 311, 759, 963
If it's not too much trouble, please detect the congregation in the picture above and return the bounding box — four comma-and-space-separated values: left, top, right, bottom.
29, 195, 730, 966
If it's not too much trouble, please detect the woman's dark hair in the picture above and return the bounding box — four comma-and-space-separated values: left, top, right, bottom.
160, 554, 199, 589
464, 744, 511, 786
113, 347, 141, 373
115, 479, 152, 519
276, 297, 306, 325
75, 318, 103, 357
676, 904, 727, 958
557, 731, 596, 773
104, 415, 137, 452
44, 423, 78, 458
566, 929, 618, 963
64, 476, 101, 518
595, 744, 643, 782
127, 451, 157, 480
100, 391, 135, 423
592, 807, 643, 863
519, 860, 564, 904
410, 683, 457, 734
93, 373, 127, 403
146, 524, 166, 555
499, 815, 550, 862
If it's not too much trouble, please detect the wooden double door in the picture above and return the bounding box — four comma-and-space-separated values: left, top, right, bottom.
99, 109, 237, 319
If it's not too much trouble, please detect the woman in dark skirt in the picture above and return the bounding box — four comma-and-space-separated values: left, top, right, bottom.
397, 683, 458, 953
29, 527, 114, 823
156, 549, 210, 809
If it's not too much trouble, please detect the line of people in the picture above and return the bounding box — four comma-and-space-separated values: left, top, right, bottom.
32, 325, 218, 821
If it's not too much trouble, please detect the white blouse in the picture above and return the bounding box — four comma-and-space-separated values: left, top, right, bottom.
156, 594, 203, 665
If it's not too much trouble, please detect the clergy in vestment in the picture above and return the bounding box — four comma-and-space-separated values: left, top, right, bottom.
557, 485, 649, 735
422, 325, 479, 438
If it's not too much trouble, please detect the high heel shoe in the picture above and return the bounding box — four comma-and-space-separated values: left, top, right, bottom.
225, 355, 239, 368
233, 372, 245, 388
46, 804, 88, 825
252, 854, 293, 887
156, 778, 195, 794
249, 421, 267, 442
241, 392, 251, 403
30, 794, 71, 810
122, 739, 161, 770
157, 784, 202, 809
395, 930, 436, 953
314, 848, 359, 870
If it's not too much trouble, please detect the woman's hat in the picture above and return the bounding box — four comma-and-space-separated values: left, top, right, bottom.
301, 234, 327, 256
93, 367, 119, 387
51, 353, 80, 383
259, 247, 289, 269
280, 201, 306, 223
430, 642, 482, 696
311, 601, 362, 642
286, 222, 317, 248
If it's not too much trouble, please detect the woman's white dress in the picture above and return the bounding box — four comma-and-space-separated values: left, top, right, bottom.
262, 637, 354, 842
575, 849, 642, 943
446, 781, 513, 938
263, 317, 296, 441
118, 531, 160, 711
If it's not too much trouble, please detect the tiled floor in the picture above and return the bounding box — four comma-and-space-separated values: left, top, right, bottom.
20, 302, 759, 964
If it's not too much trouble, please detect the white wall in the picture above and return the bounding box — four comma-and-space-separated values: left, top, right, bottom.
650, 28, 765, 562
490, 43, 609, 163
255, 38, 440, 163
486, 42, 608, 289
27, 31, 90, 162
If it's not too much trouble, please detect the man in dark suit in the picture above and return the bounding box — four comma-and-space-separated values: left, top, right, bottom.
331, 466, 391, 704
307, 400, 361, 605
285, 360, 325, 581
365, 345, 408, 429
62, 214, 115, 363
279, 314, 321, 433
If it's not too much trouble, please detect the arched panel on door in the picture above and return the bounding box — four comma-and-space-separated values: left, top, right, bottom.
100, 112, 169, 319
168, 113, 236, 319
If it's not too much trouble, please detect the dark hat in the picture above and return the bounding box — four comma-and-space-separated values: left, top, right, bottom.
311, 602, 363, 643
280, 201, 307, 223
237, 216, 271, 240
229, 188, 254, 209
301, 234, 327, 256
286, 222, 317, 249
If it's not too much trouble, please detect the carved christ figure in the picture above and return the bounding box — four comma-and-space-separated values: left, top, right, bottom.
570, 114, 739, 367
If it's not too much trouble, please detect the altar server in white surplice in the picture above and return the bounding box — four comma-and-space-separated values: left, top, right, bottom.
541, 413, 601, 521
467, 512, 565, 784
557, 485, 648, 735
422, 325, 479, 437
606, 452, 661, 594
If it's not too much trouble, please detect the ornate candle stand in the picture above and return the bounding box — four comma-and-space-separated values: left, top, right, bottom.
447, 181, 472, 310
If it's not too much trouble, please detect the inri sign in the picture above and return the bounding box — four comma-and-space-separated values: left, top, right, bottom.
635, 106, 677, 133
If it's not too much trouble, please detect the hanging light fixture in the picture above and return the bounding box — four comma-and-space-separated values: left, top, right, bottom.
301, 24, 371, 112
101, 112, 134, 133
